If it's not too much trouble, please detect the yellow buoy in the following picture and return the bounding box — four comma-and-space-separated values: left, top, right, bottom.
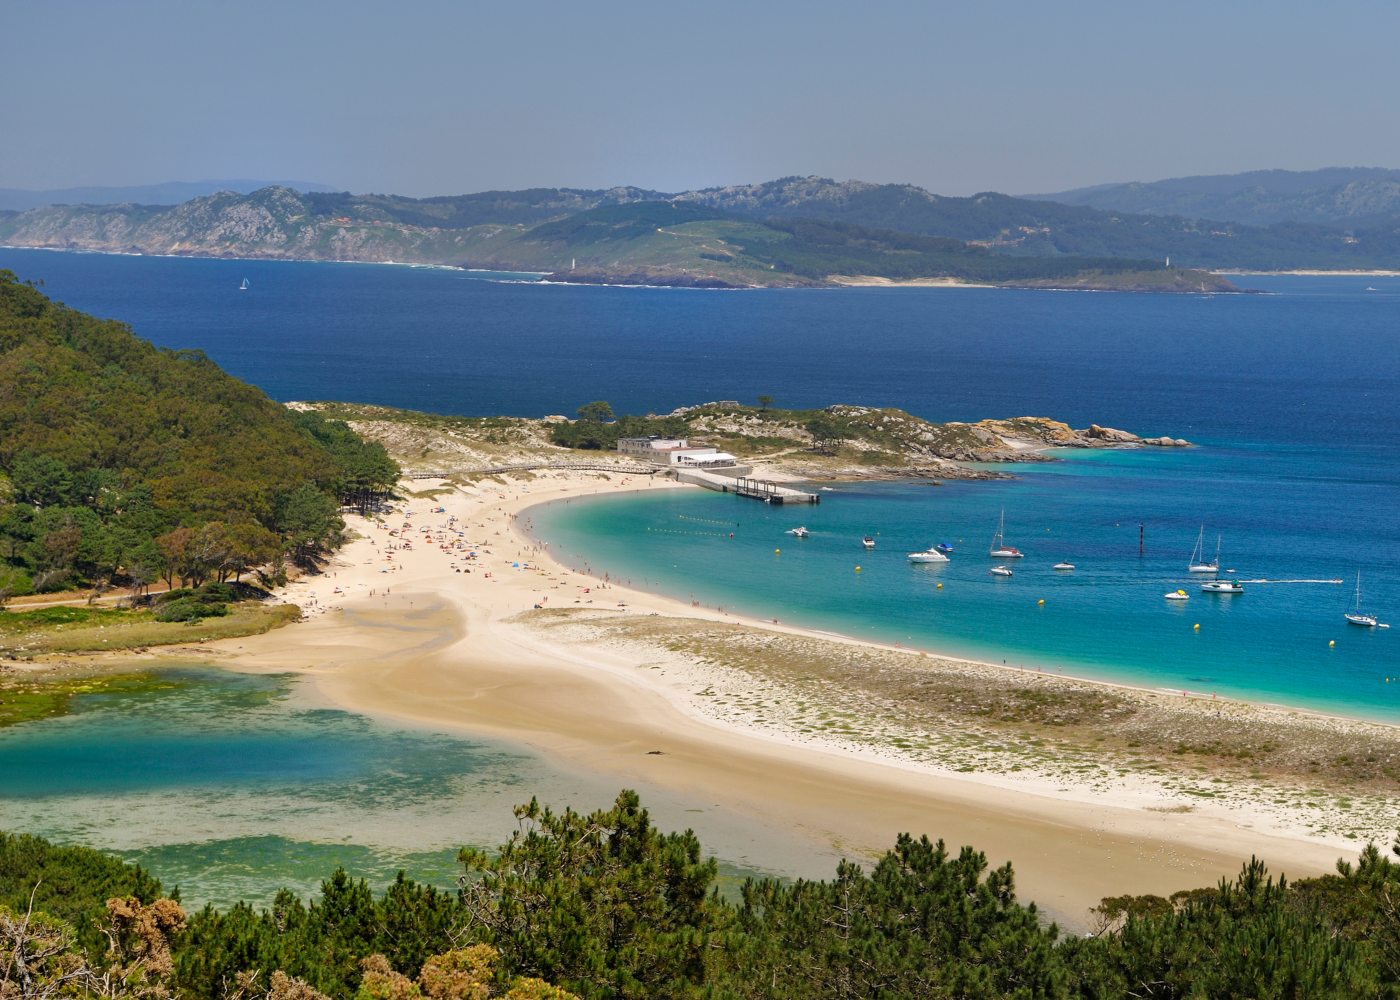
1037, 599, 1045, 606
1329, 640, 1336, 648
936, 582, 943, 589
855, 565, 862, 573
774, 548, 780, 555
1193, 623, 1201, 631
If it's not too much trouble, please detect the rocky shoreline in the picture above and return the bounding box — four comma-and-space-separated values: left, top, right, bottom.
302, 400, 1188, 484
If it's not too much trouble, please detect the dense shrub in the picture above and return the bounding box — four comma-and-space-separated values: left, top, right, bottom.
154, 597, 229, 623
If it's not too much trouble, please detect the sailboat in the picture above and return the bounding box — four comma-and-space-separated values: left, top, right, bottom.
988, 509, 1023, 558
1188, 527, 1219, 573
1345, 571, 1378, 627
239, 277, 250, 291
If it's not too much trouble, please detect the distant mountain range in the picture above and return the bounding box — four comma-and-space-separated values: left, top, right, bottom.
0, 179, 336, 212
1026, 167, 1400, 227
7, 168, 1400, 289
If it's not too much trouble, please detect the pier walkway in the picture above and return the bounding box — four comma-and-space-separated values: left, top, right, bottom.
675, 469, 820, 504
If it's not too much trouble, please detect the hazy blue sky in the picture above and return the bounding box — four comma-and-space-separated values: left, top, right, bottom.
4, 0, 1399, 197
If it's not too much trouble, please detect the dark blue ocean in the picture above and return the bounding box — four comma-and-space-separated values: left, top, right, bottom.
3, 248, 1398, 719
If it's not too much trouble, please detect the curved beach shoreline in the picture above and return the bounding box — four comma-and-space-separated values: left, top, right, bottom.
218, 471, 1391, 926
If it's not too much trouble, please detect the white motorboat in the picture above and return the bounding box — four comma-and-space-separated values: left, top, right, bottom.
1188, 526, 1220, 573
862, 536, 876, 549
1201, 579, 1244, 594
989, 565, 1013, 577
1053, 561, 1075, 571
907, 547, 949, 563
1345, 571, 1378, 627
790, 526, 809, 539
988, 509, 1024, 558
1165, 589, 1189, 601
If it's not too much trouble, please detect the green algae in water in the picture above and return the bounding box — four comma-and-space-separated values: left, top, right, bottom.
0, 671, 191, 730
0, 666, 823, 909
123, 837, 465, 910
0, 667, 570, 907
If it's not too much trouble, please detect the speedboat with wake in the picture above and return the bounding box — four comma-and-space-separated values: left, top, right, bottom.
907, 546, 949, 563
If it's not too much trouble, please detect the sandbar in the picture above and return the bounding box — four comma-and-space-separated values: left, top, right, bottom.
219, 471, 1375, 927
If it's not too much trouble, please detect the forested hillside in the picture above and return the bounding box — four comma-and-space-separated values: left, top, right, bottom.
3, 792, 1399, 999
0, 271, 397, 598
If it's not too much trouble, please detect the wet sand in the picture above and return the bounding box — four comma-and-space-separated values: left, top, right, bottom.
221, 472, 1356, 926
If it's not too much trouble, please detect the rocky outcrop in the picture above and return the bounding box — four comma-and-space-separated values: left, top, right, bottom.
307, 400, 1191, 483
1084, 423, 1189, 447
670, 404, 1189, 477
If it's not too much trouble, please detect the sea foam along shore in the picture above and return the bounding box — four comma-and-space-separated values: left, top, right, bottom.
216, 470, 1385, 926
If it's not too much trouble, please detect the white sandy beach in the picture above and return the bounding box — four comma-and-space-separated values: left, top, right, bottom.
220, 471, 1379, 925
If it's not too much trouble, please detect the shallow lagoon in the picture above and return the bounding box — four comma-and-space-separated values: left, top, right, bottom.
0, 668, 816, 907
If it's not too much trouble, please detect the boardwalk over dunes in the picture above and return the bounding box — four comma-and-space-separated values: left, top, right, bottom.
406, 461, 657, 479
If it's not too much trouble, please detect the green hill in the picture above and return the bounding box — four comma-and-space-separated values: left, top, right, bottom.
1028, 166, 1400, 227
681, 176, 1400, 269
0, 271, 396, 598
459, 202, 1217, 289
16, 173, 1399, 279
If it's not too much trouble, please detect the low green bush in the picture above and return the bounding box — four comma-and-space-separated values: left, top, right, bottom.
154, 598, 229, 623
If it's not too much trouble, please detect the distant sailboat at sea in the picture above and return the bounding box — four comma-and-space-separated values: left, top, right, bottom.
988, 509, 1023, 559
1187, 526, 1219, 574
239, 277, 250, 291
1345, 571, 1379, 627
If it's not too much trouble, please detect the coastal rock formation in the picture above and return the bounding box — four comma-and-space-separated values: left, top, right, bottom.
298, 401, 1189, 483
1085, 423, 1138, 443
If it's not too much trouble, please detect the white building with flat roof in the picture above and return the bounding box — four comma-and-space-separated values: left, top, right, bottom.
617, 436, 738, 468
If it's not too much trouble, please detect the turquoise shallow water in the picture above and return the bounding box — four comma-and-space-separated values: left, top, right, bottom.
0, 669, 548, 905
531, 443, 1400, 722
0, 669, 818, 907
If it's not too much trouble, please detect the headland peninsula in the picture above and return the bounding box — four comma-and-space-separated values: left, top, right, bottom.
7, 276, 1400, 995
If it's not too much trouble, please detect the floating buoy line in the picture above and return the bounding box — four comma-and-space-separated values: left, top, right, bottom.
645, 527, 730, 538
677, 514, 739, 527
